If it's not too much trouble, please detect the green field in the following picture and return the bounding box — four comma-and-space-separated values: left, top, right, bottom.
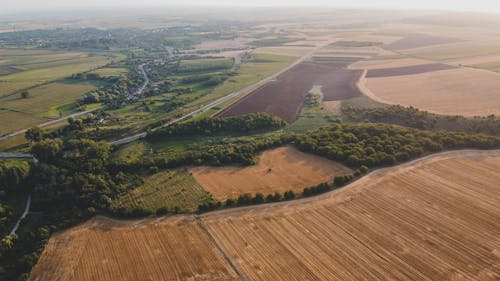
287, 88, 339, 133
0, 80, 101, 134
112, 169, 212, 213
189, 53, 296, 108
89, 67, 129, 77
0, 49, 121, 97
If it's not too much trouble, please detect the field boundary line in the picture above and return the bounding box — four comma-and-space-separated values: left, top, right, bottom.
196, 217, 247, 281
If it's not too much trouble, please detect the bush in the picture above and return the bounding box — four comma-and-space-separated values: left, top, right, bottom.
156, 207, 169, 216
284, 190, 296, 200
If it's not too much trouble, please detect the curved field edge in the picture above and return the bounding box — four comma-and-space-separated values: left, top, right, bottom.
29, 149, 500, 281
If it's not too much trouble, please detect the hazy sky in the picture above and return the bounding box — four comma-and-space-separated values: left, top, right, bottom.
4, 0, 500, 13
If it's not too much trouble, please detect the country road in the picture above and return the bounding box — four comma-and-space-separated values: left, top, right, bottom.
110, 42, 330, 145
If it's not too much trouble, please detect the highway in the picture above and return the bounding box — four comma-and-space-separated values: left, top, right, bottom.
110, 42, 329, 146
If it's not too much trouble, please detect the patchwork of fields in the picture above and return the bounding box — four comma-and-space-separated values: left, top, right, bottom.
217, 60, 362, 122
30, 150, 500, 281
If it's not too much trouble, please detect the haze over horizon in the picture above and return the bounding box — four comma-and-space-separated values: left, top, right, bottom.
3, 0, 500, 14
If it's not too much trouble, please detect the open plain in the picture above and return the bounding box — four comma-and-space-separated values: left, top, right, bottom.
29, 150, 500, 281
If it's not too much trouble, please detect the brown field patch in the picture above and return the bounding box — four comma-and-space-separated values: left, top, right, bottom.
322, 100, 342, 115
191, 147, 351, 201
30, 150, 500, 281
366, 63, 456, 78
385, 34, 462, 50
364, 68, 500, 116
217, 61, 362, 122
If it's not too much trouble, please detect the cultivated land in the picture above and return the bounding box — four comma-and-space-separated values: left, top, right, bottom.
30, 150, 500, 281
349, 57, 434, 70
0, 81, 99, 134
363, 68, 500, 116
191, 147, 351, 201
0, 50, 113, 97
384, 34, 463, 50
217, 60, 362, 123
112, 169, 211, 213
365, 63, 456, 78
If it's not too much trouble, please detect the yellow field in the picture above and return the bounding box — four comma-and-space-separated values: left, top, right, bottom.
363, 68, 500, 116
191, 147, 351, 201
30, 150, 500, 281
349, 57, 434, 70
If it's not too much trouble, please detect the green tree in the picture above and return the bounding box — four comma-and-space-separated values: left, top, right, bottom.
25, 127, 44, 143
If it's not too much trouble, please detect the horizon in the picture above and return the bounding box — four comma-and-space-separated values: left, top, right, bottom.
2, 0, 500, 15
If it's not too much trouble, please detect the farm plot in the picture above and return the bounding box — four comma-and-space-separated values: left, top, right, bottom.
0, 51, 112, 97
30, 150, 500, 281
113, 169, 211, 213
29, 216, 240, 281
365, 63, 456, 78
0, 81, 98, 134
349, 57, 436, 70
191, 147, 351, 201
363, 67, 500, 116
385, 34, 462, 50
217, 61, 362, 123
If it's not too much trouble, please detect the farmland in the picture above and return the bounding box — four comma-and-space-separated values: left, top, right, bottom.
191, 147, 351, 201
217, 60, 362, 123
363, 68, 500, 116
112, 169, 212, 213
0, 49, 115, 97
29, 150, 500, 281
0, 81, 100, 134
365, 63, 455, 78
384, 34, 462, 50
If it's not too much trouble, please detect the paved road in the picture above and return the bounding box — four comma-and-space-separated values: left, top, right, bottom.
110, 42, 329, 146
0, 152, 33, 159
10, 195, 31, 235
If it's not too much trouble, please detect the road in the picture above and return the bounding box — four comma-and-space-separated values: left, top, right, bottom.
0, 152, 33, 159
110, 42, 329, 146
0, 63, 150, 142
10, 195, 31, 235
0, 107, 102, 141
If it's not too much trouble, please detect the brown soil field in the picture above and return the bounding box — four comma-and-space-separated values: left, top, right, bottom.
385, 34, 462, 50
366, 63, 456, 78
322, 100, 342, 115
217, 61, 362, 122
364, 67, 500, 116
191, 147, 352, 201
30, 150, 500, 281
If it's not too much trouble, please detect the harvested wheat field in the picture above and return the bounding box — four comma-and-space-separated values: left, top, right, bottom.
365, 63, 456, 78
30, 150, 500, 281
363, 68, 500, 116
349, 57, 436, 70
191, 147, 351, 201
385, 34, 462, 50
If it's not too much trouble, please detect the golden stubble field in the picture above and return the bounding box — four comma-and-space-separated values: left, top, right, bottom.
191, 147, 352, 201
363, 67, 500, 116
30, 150, 500, 281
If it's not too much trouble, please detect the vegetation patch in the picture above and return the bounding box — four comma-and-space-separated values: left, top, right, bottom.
112, 169, 212, 214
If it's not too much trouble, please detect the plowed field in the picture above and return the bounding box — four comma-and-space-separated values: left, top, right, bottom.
217, 61, 362, 122
30, 150, 500, 281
